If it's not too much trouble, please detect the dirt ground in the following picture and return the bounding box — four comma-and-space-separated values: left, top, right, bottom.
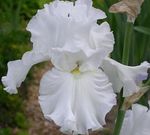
24, 62, 116, 135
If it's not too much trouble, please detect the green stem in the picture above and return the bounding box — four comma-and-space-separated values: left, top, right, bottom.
122, 22, 133, 65
72, 0, 76, 6
145, 79, 150, 86
113, 22, 133, 135
112, 110, 125, 135
112, 91, 125, 135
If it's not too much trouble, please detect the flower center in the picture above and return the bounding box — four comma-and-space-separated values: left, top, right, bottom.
71, 67, 80, 75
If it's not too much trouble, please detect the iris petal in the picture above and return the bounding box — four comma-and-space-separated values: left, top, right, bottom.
121, 103, 150, 135
1, 51, 50, 94
39, 68, 116, 134
102, 57, 150, 97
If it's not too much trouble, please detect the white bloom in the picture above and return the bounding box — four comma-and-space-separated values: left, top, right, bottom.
39, 68, 116, 134
2, 51, 49, 94
102, 57, 150, 97
1, 0, 150, 134
26, 0, 108, 55
120, 103, 150, 135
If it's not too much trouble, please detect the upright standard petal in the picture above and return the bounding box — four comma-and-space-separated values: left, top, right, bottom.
26, 0, 111, 57
26, 0, 114, 73
50, 45, 108, 72
101, 57, 150, 97
49, 21, 114, 72
89, 22, 114, 51
120, 103, 150, 135
39, 68, 116, 135
1, 51, 50, 94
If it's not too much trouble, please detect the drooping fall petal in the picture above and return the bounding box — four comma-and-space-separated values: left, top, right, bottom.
39, 68, 116, 134
1, 51, 50, 94
120, 103, 150, 135
101, 57, 150, 97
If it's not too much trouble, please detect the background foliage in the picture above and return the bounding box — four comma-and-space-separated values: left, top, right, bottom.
0, 0, 52, 134
0, 0, 149, 134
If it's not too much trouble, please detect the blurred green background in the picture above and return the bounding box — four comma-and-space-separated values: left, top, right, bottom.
0, 0, 149, 135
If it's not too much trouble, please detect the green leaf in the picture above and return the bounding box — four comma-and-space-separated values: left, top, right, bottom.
15, 112, 28, 129
0, 128, 12, 135
134, 26, 150, 36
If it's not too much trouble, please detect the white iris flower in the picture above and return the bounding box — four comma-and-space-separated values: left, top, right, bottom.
120, 102, 150, 135
1, 0, 150, 134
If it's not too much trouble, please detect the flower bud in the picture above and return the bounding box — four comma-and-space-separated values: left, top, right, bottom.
109, 0, 144, 23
